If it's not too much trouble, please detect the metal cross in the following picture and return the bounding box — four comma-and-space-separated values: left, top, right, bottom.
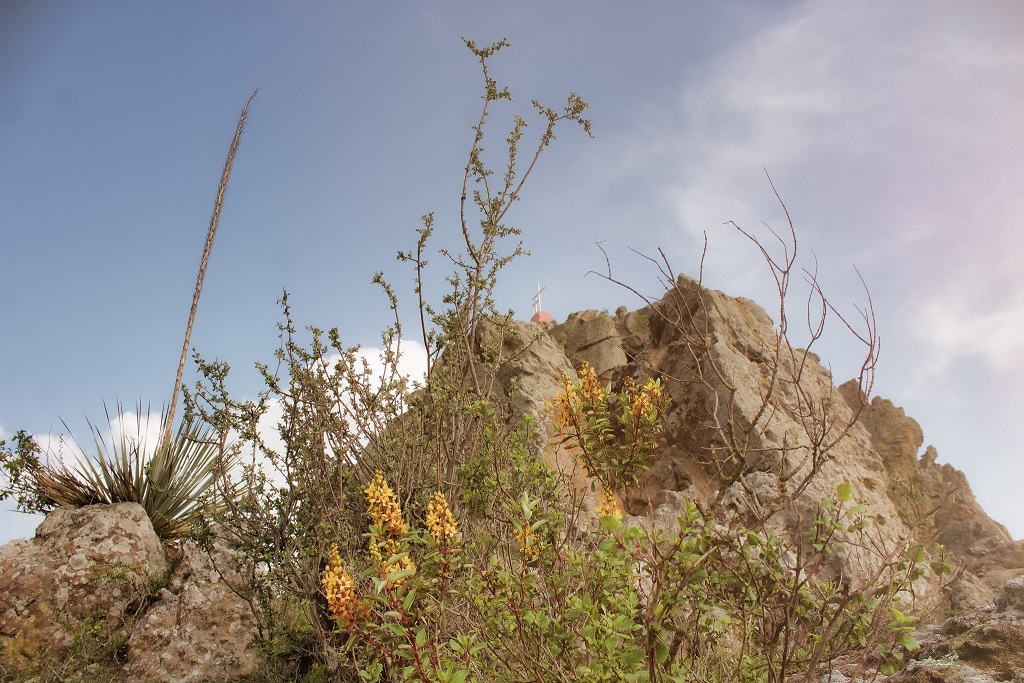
532, 283, 546, 314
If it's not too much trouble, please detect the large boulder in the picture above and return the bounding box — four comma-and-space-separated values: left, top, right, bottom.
0, 503, 260, 681
552, 309, 628, 379
0, 502, 168, 666
125, 539, 258, 683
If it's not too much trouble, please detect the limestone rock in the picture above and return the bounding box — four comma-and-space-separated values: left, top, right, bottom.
0, 503, 168, 666
884, 576, 1024, 683
125, 539, 258, 683
839, 381, 1019, 609
553, 309, 627, 378
477, 316, 574, 426
0, 504, 259, 682
504, 273, 1022, 614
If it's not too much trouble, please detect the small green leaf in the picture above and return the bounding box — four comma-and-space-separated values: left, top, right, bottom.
600, 514, 622, 533
387, 567, 417, 584
836, 482, 853, 502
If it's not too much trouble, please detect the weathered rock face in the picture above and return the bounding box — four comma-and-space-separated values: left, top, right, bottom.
124, 539, 258, 683
0, 503, 258, 681
838, 386, 1024, 606
553, 309, 627, 379
0, 502, 168, 666
496, 274, 1022, 614
819, 576, 1024, 682
890, 575, 1024, 683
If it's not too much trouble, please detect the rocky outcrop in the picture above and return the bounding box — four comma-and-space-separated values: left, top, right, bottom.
0, 503, 167, 666
495, 274, 1022, 614
3, 273, 1021, 680
124, 539, 258, 683
0, 503, 258, 681
838, 386, 1024, 607
889, 576, 1024, 683
822, 576, 1024, 682
553, 309, 627, 379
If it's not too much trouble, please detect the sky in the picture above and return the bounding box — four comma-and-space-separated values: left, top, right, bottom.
2, 2, 1023, 544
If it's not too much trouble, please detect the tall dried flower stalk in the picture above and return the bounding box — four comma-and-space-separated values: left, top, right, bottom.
161, 89, 258, 449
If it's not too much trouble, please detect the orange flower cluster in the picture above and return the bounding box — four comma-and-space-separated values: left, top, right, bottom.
425, 491, 459, 542
365, 471, 416, 585
554, 361, 610, 428
322, 543, 368, 627
627, 377, 664, 419
365, 471, 408, 537
578, 361, 606, 404
515, 525, 542, 561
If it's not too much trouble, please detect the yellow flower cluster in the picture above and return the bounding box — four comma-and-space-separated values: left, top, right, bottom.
368, 536, 417, 585
515, 526, 542, 561
322, 544, 368, 627
553, 375, 576, 428
554, 361, 608, 428
628, 377, 664, 419
596, 486, 623, 520
364, 471, 415, 586
578, 361, 606, 404
425, 491, 459, 542
365, 471, 408, 537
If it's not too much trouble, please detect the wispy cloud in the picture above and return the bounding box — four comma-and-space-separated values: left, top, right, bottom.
912, 280, 1024, 384
602, 2, 1024, 383
251, 339, 429, 485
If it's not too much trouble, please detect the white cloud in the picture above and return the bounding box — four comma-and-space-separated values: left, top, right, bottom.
912, 283, 1024, 383
601, 3, 1024, 302
250, 339, 429, 486
353, 339, 429, 390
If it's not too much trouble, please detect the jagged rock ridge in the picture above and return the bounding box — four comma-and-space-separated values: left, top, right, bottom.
499, 274, 1023, 611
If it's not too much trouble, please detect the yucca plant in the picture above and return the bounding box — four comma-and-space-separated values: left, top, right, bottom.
21, 93, 259, 540
32, 404, 235, 540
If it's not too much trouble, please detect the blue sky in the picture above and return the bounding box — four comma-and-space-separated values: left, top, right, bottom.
2, 2, 1023, 543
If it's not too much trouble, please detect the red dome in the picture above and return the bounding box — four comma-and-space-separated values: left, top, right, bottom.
531, 310, 555, 324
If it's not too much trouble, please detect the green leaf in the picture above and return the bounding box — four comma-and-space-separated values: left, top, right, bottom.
836, 482, 853, 503
600, 514, 622, 533
403, 588, 417, 612
387, 567, 417, 584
